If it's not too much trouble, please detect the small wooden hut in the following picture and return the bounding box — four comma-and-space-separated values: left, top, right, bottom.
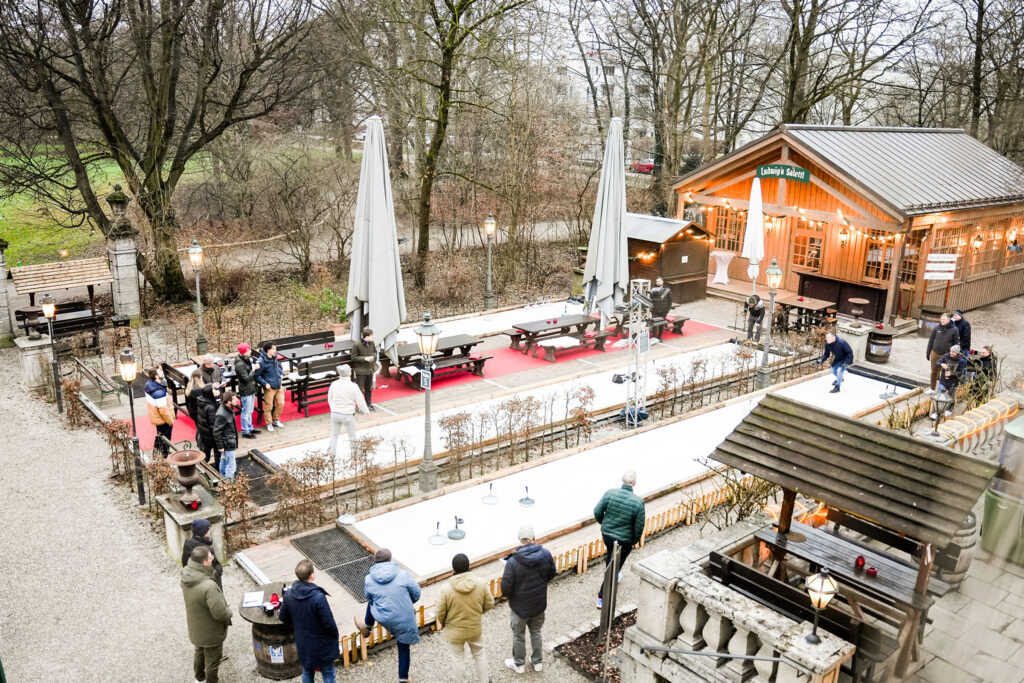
624, 213, 709, 303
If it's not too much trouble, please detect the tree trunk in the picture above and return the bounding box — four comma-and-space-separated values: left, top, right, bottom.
970, 0, 985, 137
139, 198, 192, 302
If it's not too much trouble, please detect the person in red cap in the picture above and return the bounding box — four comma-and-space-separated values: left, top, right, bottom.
233, 342, 261, 439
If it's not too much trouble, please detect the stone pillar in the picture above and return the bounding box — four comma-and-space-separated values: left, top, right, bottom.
105, 186, 142, 322
156, 488, 226, 565
14, 334, 54, 390
0, 237, 12, 346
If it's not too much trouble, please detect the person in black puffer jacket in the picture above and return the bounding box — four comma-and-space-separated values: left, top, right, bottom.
500, 524, 556, 674
181, 518, 223, 587
926, 313, 960, 391
195, 384, 220, 469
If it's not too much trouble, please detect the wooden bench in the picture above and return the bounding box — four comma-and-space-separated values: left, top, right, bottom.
74, 357, 122, 405
666, 314, 689, 335
258, 330, 335, 354
294, 356, 347, 417
709, 551, 896, 682
532, 331, 612, 362
15, 301, 88, 335
503, 328, 525, 351
828, 508, 959, 582
400, 353, 492, 389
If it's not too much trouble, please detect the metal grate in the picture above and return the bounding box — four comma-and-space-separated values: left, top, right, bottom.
291, 528, 374, 602
236, 455, 277, 506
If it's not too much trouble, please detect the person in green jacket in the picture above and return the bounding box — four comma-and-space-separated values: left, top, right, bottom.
436, 553, 495, 683
593, 469, 646, 608
181, 545, 233, 683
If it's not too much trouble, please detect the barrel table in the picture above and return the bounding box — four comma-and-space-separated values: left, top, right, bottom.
238, 581, 301, 680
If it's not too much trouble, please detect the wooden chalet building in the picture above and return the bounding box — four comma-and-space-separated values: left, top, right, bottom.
624, 213, 710, 304
674, 125, 1024, 321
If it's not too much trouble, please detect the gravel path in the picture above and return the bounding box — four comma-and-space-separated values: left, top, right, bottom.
0, 345, 708, 682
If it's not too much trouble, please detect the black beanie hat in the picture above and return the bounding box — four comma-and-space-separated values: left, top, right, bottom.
452, 553, 470, 574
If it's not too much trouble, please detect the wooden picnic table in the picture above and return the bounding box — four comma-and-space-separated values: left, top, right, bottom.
774, 294, 835, 333
379, 334, 484, 378
512, 314, 598, 354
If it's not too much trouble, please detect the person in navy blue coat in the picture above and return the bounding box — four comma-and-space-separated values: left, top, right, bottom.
500, 523, 556, 674
279, 559, 340, 683
817, 332, 854, 393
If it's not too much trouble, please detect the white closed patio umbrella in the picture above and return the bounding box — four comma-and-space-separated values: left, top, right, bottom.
741, 177, 765, 295
347, 115, 407, 366
583, 117, 629, 327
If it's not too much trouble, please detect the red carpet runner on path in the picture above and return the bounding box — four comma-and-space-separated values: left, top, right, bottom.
132, 319, 720, 449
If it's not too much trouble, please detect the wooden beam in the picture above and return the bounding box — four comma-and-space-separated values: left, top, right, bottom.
886, 218, 913, 323
808, 173, 900, 223
690, 193, 899, 232
777, 488, 797, 536
778, 145, 789, 206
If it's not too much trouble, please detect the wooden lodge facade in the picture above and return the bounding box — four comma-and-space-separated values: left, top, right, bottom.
673, 125, 1024, 321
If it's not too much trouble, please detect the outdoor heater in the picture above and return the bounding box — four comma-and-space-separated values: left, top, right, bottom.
804, 568, 838, 644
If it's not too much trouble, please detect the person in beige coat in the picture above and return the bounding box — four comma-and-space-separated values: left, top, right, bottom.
435, 553, 494, 683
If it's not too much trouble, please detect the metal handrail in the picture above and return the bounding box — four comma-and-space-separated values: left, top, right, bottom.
637, 644, 813, 676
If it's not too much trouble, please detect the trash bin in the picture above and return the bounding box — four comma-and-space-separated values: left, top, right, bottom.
917, 304, 944, 338
865, 326, 896, 364
982, 479, 1024, 564
111, 314, 130, 329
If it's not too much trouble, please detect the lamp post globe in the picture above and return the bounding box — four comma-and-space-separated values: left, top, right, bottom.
188, 238, 208, 354
930, 389, 955, 436
40, 292, 63, 413
483, 213, 497, 310
755, 258, 784, 389
119, 347, 147, 505
416, 313, 441, 492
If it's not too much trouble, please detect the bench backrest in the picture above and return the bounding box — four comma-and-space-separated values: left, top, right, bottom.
258, 330, 335, 353
299, 356, 349, 378
15, 301, 88, 321
51, 314, 104, 333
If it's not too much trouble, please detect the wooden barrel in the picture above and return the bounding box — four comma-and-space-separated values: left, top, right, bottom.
251, 621, 301, 680
938, 512, 978, 590
866, 331, 894, 363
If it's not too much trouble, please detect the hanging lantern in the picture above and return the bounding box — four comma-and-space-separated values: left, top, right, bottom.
838, 227, 850, 248
971, 233, 984, 254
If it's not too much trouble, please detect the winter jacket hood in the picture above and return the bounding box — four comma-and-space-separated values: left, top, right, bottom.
279, 580, 340, 670
436, 572, 494, 643
181, 534, 223, 586
500, 543, 556, 618
181, 560, 232, 647
364, 561, 422, 644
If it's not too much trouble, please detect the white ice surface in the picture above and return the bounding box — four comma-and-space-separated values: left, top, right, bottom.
395, 300, 586, 345
263, 341, 766, 466
351, 373, 906, 578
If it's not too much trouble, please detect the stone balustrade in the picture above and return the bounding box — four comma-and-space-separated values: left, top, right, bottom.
621, 521, 854, 683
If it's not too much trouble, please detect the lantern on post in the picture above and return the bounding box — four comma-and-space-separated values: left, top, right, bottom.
805, 569, 838, 644
755, 258, 784, 389
483, 213, 497, 310
187, 238, 208, 354
118, 347, 146, 505
415, 313, 441, 492
40, 293, 63, 413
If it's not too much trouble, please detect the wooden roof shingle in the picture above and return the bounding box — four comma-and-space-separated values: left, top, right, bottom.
711, 394, 997, 547
10, 257, 112, 294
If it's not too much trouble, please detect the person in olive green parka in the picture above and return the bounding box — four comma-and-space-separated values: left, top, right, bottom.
181, 545, 232, 683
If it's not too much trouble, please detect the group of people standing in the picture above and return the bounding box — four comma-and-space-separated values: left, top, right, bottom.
176, 471, 647, 683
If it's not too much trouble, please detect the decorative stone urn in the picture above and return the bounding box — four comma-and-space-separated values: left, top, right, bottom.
167, 449, 207, 510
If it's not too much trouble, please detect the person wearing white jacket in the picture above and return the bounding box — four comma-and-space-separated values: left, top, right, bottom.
326, 365, 369, 455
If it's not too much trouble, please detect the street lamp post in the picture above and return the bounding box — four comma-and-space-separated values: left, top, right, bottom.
40, 293, 63, 413
188, 238, 207, 355
119, 347, 147, 505
483, 213, 496, 310
929, 389, 955, 437
755, 258, 785, 389
415, 313, 441, 492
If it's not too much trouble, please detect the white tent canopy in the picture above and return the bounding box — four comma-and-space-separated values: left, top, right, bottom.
347, 115, 408, 366
583, 117, 629, 326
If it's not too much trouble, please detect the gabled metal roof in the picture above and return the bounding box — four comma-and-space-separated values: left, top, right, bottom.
674, 125, 1024, 218
625, 213, 697, 243
711, 394, 997, 547
784, 125, 1024, 215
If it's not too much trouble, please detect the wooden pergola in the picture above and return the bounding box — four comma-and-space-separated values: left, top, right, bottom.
10, 257, 112, 310
712, 394, 997, 679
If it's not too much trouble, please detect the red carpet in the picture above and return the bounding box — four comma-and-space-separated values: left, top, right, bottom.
131, 319, 719, 449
